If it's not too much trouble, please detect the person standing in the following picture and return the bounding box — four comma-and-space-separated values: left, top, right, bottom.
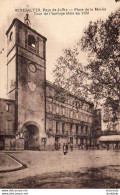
66, 143, 68, 152
63, 143, 68, 155
70, 143, 73, 151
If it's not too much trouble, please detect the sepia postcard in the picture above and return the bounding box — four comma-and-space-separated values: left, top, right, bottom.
0, 0, 120, 193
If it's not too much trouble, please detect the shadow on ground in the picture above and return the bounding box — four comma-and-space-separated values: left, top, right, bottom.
3, 165, 120, 188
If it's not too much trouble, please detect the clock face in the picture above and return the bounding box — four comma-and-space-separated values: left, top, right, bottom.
28, 63, 37, 73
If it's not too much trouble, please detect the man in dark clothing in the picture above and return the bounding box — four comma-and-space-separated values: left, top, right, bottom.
63, 143, 68, 155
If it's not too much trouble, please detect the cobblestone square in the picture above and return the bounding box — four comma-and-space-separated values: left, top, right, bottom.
0, 149, 120, 188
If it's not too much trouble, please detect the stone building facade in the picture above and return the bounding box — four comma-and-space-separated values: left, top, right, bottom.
46, 81, 94, 150
0, 99, 15, 150
6, 17, 47, 150
0, 17, 94, 150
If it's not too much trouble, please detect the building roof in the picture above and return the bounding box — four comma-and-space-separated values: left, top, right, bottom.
46, 80, 94, 106
99, 135, 120, 142
6, 18, 47, 41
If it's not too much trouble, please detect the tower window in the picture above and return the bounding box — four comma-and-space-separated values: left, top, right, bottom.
28, 35, 36, 48
6, 104, 10, 112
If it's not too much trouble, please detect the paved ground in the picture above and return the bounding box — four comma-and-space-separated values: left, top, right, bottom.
0, 153, 22, 172
0, 149, 120, 188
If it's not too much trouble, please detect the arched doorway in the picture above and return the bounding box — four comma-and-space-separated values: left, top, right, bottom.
24, 124, 40, 150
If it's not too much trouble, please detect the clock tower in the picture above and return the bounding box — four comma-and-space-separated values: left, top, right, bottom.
6, 16, 47, 149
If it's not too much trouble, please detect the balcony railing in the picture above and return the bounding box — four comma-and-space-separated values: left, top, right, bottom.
47, 129, 90, 137
76, 132, 89, 137
56, 130, 69, 136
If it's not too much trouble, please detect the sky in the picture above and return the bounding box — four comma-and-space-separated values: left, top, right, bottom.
0, 0, 119, 98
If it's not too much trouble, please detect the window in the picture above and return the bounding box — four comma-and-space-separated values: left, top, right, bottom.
49, 120, 53, 130
49, 103, 52, 113
62, 123, 65, 134
53, 104, 56, 114
56, 122, 59, 134
61, 107, 65, 116
70, 124, 73, 134
6, 104, 10, 112
81, 126, 83, 134
6, 120, 13, 131
70, 110, 73, 118
70, 137, 73, 144
28, 35, 36, 48
86, 126, 88, 134
56, 105, 59, 114
76, 125, 78, 135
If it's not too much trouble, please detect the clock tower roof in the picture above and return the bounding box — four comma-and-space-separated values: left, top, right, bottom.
6, 18, 47, 41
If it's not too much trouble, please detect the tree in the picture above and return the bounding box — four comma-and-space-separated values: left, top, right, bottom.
53, 48, 89, 99
80, 8, 120, 116
53, 8, 120, 122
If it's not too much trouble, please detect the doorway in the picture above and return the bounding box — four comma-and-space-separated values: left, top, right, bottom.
24, 124, 39, 150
